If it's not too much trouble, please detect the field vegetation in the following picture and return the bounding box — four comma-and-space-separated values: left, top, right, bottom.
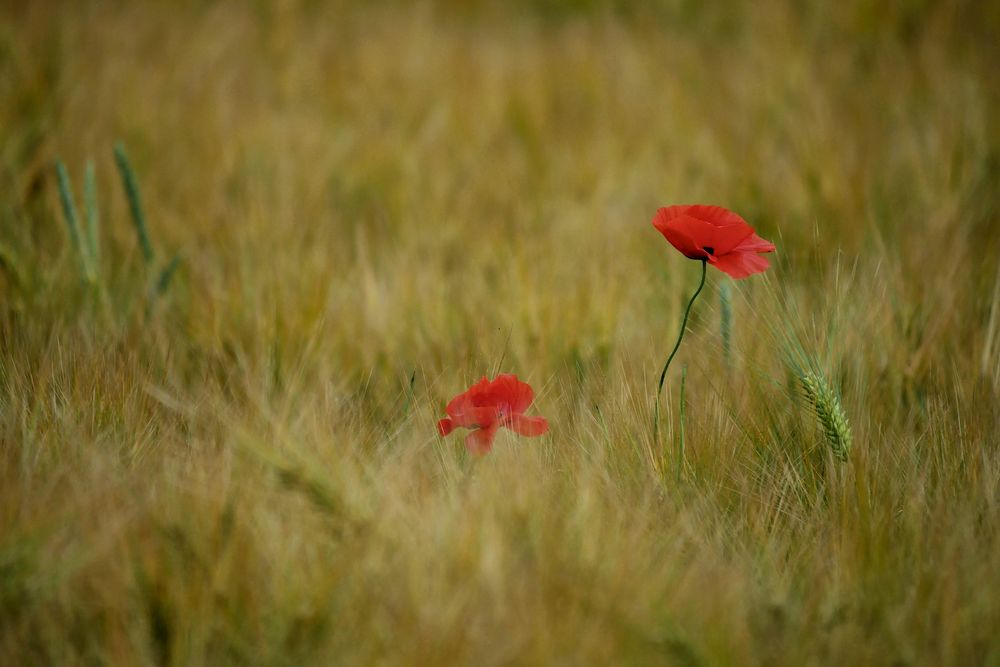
1, 1, 999, 664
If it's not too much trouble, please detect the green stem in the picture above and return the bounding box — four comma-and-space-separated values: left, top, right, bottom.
657, 259, 707, 395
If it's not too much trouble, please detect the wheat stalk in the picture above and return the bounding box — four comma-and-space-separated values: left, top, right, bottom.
799, 369, 852, 461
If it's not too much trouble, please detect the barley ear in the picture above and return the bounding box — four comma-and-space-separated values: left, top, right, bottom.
799, 370, 852, 462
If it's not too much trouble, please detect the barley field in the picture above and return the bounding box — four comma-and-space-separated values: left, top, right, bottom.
1, 1, 999, 665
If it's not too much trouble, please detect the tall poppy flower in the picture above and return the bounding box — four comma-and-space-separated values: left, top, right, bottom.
650, 204, 776, 397
437, 374, 549, 455
652, 205, 775, 279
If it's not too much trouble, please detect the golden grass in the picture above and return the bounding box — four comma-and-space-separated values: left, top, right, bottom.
1, 1, 998, 664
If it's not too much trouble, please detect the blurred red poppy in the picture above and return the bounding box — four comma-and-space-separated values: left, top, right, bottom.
652, 205, 776, 279
437, 374, 549, 455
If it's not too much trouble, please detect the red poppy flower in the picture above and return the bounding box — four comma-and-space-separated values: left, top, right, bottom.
437, 374, 549, 455
652, 205, 776, 279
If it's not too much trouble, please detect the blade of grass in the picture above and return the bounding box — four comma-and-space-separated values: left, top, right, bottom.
83, 159, 99, 272
113, 142, 155, 265
55, 160, 94, 282
155, 254, 181, 296
719, 281, 732, 369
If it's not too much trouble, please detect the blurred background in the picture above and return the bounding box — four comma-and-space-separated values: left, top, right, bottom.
1, 1, 998, 665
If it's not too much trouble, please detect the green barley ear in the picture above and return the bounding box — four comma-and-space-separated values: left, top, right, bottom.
773, 288, 854, 464
55, 160, 95, 282
719, 281, 733, 367
83, 159, 100, 270
799, 369, 852, 462
113, 142, 154, 264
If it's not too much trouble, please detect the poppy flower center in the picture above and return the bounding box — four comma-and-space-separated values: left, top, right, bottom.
703, 246, 715, 255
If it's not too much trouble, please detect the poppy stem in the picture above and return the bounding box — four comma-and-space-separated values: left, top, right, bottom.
657, 259, 707, 396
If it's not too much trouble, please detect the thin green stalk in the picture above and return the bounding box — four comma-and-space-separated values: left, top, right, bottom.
56, 161, 96, 283
653, 260, 708, 468
155, 254, 181, 295
657, 259, 707, 395
113, 142, 155, 264
719, 280, 732, 368
83, 160, 100, 270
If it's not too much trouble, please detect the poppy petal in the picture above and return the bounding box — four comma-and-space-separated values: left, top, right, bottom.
731, 232, 776, 254
652, 210, 703, 259
444, 396, 468, 420
673, 215, 755, 256
653, 207, 758, 258
465, 424, 499, 455
451, 406, 501, 430
490, 374, 535, 413
712, 251, 771, 279
447, 377, 489, 416
437, 418, 455, 437
683, 205, 748, 228
507, 414, 549, 437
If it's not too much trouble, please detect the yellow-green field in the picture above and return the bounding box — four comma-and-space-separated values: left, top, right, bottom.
2, 1, 999, 664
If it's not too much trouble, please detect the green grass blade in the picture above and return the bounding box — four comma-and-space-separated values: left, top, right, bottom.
719, 281, 732, 368
55, 160, 94, 282
83, 159, 99, 271
155, 254, 182, 296
113, 142, 154, 264
55, 161, 81, 250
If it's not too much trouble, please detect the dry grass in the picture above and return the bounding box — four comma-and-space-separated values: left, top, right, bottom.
1, 1, 999, 665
